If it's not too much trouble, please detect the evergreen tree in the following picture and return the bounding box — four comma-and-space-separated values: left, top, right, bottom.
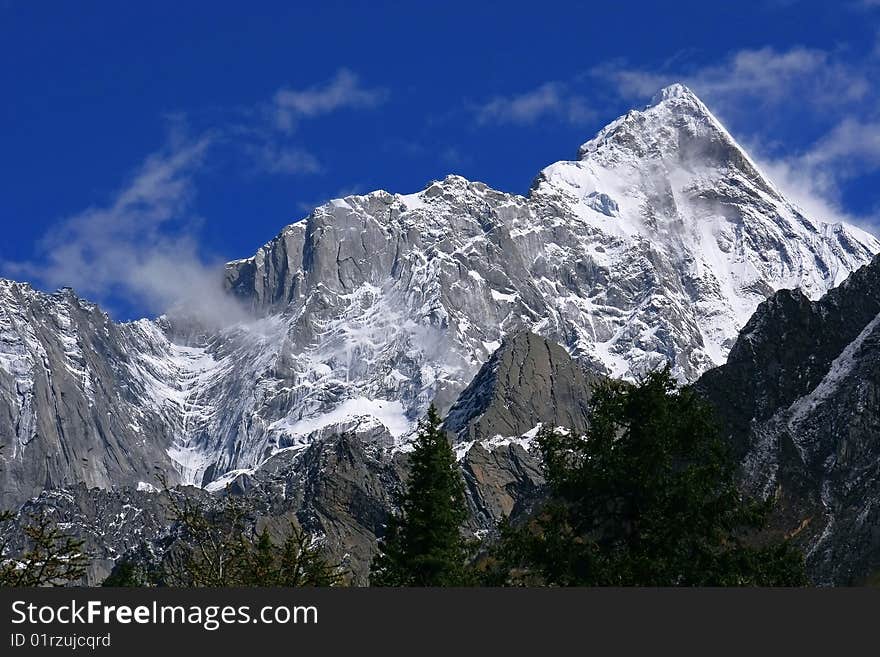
238, 524, 341, 587
248, 528, 277, 586
101, 557, 153, 587
488, 368, 807, 586
371, 405, 471, 586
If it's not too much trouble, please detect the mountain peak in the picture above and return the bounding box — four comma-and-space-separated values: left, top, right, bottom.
644, 82, 729, 137
576, 82, 732, 162
647, 82, 701, 107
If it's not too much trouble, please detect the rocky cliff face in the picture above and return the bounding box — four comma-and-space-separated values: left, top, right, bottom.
0, 281, 183, 508
1, 331, 588, 585
697, 255, 880, 584
1, 84, 877, 521
444, 331, 599, 444
444, 331, 601, 529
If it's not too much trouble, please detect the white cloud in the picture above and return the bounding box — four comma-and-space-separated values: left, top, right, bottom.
2, 69, 390, 321
251, 144, 322, 174
238, 68, 386, 176
4, 136, 252, 327
801, 118, 880, 171
273, 68, 387, 133
476, 82, 593, 125
595, 46, 869, 113
753, 119, 880, 230
756, 154, 880, 235
756, 157, 850, 222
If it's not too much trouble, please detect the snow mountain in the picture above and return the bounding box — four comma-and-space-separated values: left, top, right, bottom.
1, 83, 878, 505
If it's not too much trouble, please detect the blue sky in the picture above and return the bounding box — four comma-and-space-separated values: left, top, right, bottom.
2, 0, 880, 319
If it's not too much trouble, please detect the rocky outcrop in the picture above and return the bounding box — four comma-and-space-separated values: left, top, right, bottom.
460, 443, 546, 531
443, 331, 601, 528
0, 484, 177, 585
0, 433, 539, 585
1, 435, 402, 586
444, 331, 598, 443
697, 254, 880, 584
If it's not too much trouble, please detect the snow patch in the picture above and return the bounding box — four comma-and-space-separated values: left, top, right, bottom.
204, 468, 255, 493
482, 340, 501, 354
788, 311, 880, 425
271, 398, 412, 439
490, 289, 518, 303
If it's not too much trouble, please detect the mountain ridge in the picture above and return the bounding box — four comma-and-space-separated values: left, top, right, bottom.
2, 83, 878, 502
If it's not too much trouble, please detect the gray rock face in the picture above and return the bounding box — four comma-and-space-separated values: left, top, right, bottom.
0, 435, 538, 586
0, 281, 181, 508
460, 443, 546, 532
218, 434, 404, 585
1, 436, 401, 586
697, 254, 880, 584
0, 484, 177, 585
442, 331, 603, 529
444, 331, 599, 444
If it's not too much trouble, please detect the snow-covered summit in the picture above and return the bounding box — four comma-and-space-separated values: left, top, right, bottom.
532, 84, 878, 372
195, 84, 877, 488
576, 82, 760, 176
649, 81, 695, 104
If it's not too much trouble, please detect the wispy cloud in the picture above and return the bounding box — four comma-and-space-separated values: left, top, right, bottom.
3, 135, 252, 326
754, 118, 880, 229
272, 68, 387, 133
234, 68, 387, 177
756, 157, 862, 228
248, 143, 323, 175
594, 47, 869, 113
475, 82, 593, 125
2, 68, 389, 321
801, 118, 880, 172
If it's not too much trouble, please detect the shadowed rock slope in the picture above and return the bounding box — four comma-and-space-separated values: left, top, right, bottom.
697, 254, 880, 584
